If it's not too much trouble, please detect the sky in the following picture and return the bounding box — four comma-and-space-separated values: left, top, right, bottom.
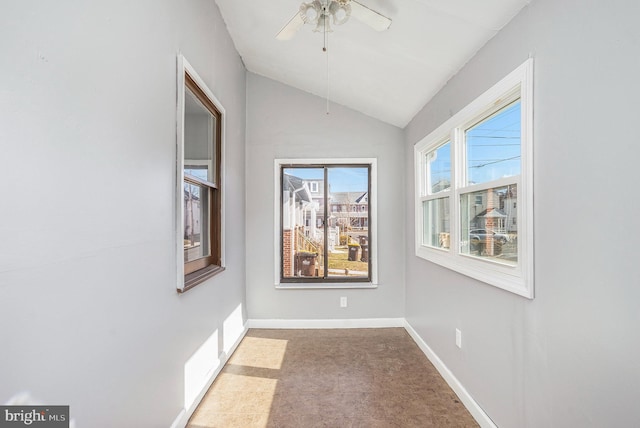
429, 100, 521, 189
284, 166, 368, 193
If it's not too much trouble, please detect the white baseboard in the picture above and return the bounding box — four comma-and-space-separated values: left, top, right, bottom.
246, 318, 405, 329
170, 325, 249, 428
403, 321, 497, 428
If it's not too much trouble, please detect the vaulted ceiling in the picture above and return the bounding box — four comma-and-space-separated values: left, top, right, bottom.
214, 0, 529, 128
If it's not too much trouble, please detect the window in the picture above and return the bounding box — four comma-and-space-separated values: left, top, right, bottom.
309, 182, 319, 192
414, 59, 533, 298
176, 56, 225, 292
275, 159, 378, 287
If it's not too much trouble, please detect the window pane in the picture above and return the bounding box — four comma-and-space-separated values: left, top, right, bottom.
184, 166, 208, 181
282, 168, 325, 278
422, 197, 450, 249
466, 101, 520, 185
460, 184, 517, 265
184, 88, 216, 184
327, 167, 369, 279
425, 142, 451, 194
184, 182, 210, 263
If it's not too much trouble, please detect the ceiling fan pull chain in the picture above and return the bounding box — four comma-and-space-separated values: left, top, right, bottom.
325, 9, 330, 115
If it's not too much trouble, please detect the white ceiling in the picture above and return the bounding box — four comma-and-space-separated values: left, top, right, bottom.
214, 0, 529, 128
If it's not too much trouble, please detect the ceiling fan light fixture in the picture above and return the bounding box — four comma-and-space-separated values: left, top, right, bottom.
276, 0, 391, 40
300, 2, 319, 24
299, 1, 321, 24
299, 0, 352, 33
329, 1, 351, 25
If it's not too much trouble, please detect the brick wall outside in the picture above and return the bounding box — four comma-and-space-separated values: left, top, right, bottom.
283, 229, 294, 276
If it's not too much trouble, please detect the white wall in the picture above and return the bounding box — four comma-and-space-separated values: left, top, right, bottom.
0, 1, 246, 427
404, 0, 640, 426
246, 73, 405, 320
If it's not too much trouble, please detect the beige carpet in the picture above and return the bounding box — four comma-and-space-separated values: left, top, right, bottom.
187, 328, 479, 428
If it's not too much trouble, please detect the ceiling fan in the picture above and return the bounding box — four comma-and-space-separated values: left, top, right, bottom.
276, 0, 392, 40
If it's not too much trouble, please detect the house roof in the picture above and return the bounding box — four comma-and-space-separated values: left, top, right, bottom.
283, 173, 312, 202
478, 208, 507, 218
330, 191, 368, 204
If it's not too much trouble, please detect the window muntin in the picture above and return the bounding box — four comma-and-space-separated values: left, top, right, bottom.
280, 164, 371, 283
177, 56, 225, 292
414, 59, 533, 298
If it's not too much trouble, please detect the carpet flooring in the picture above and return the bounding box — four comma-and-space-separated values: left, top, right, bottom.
187, 328, 479, 428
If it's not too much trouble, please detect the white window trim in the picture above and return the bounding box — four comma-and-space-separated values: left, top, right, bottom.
414, 59, 534, 298
176, 54, 226, 291
274, 158, 378, 289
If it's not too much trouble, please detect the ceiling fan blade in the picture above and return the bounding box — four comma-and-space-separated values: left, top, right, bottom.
350, 0, 392, 31
276, 11, 305, 40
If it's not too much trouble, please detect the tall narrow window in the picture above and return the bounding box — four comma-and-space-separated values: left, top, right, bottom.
459, 101, 520, 265
414, 59, 533, 298
177, 56, 225, 292
279, 163, 372, 284
420, 141, 451, 249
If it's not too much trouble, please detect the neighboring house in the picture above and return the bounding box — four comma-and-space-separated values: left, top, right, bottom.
501, 186, 518, 233
282, 173, 321, 276
329, 191, 369, 230
469, 187, 517, 233
301, 178, 325, 234
282, 173, 314, 229
184, 187, 202, 260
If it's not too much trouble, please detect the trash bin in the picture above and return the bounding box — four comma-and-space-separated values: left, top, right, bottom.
295, 252, 317, 276
348, 244, 361, 261
360, 244, 369, 262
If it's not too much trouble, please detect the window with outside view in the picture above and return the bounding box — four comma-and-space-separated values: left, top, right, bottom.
414, 59, 533, 298
280, 164, 371, 282
177, 55, 225, 293
459, 101, 520, 265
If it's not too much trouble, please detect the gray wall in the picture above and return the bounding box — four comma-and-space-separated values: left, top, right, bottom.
246, 73, 405, 320
0, 1, 246, 427
404, 0, 640, 426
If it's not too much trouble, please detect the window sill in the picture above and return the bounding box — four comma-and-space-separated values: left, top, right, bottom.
179, 265, 225, 293
275, 282, 378, 290
416, 246, 532, 299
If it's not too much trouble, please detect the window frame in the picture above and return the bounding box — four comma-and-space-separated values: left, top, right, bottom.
176, 55, 226, 292
274, 158, 378, 289
414, 59, 534, 298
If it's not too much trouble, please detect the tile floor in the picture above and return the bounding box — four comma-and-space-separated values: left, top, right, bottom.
187, 328, 479, 428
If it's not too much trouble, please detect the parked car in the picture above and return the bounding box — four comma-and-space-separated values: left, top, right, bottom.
469, 229, 508, 245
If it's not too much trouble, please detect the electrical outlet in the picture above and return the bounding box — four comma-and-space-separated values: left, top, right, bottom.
340, 297, 347, 308
455, 328, 462, 348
